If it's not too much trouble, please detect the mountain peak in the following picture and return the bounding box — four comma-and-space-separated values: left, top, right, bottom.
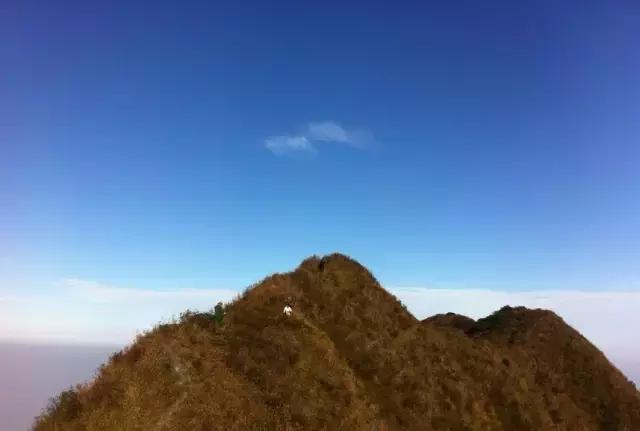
422, 312, 476, 332
34, 255, 640, 431
297, 253, 374, 276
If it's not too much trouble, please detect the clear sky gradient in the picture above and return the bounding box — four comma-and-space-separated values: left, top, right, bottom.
1, 1, 640, 346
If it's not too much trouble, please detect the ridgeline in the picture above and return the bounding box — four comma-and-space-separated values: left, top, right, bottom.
34, 254, 640, 430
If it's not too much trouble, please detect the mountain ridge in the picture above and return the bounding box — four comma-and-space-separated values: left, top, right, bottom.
34, 253, 640, 430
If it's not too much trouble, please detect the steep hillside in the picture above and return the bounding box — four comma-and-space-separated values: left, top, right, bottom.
34, 254, 640, 431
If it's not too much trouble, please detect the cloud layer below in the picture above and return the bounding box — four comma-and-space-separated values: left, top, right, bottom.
265, 121, 371, 156
0, 281, 638, 383
0, 280, 238, 345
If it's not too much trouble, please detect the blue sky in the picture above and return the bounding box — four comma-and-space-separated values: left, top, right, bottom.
1, 1, 640, 347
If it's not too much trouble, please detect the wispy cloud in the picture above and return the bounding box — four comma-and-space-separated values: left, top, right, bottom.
306, 121, 371, 149
265, 121, 372, 156
264, 135, 315, 156
307, 121, 351, 143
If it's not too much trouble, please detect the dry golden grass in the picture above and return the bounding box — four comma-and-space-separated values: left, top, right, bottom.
34, 254, 640, 431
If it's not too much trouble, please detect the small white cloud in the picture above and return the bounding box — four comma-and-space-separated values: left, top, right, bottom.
265, 135, 315, 156
307, 121, 351, 143
306, 121, 372, 149
265, 121, 373, 156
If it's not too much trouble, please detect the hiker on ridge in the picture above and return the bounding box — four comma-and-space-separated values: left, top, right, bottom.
283, 304, 293, 317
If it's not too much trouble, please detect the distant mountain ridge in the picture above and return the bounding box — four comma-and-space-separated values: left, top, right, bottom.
34, 254, 640, 430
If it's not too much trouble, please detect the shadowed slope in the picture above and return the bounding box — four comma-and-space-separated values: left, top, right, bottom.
470, 306, 640, 429
422, 312, 476, 332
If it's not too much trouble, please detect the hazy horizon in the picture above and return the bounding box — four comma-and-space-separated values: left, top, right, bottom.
0, 342, 117, 431
0, 296, 640, 431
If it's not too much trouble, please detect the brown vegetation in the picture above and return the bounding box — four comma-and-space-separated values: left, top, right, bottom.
34, 254, 640, 430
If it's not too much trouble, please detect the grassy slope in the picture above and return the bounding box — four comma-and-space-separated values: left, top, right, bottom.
34, 254, 640, 431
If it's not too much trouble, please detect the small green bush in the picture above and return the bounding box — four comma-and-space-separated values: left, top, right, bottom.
214, 302, 225, 323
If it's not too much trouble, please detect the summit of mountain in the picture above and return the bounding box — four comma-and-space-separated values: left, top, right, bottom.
34, 254, 640, 431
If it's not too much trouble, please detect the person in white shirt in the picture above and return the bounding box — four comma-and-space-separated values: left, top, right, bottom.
283, 305, 293, 316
